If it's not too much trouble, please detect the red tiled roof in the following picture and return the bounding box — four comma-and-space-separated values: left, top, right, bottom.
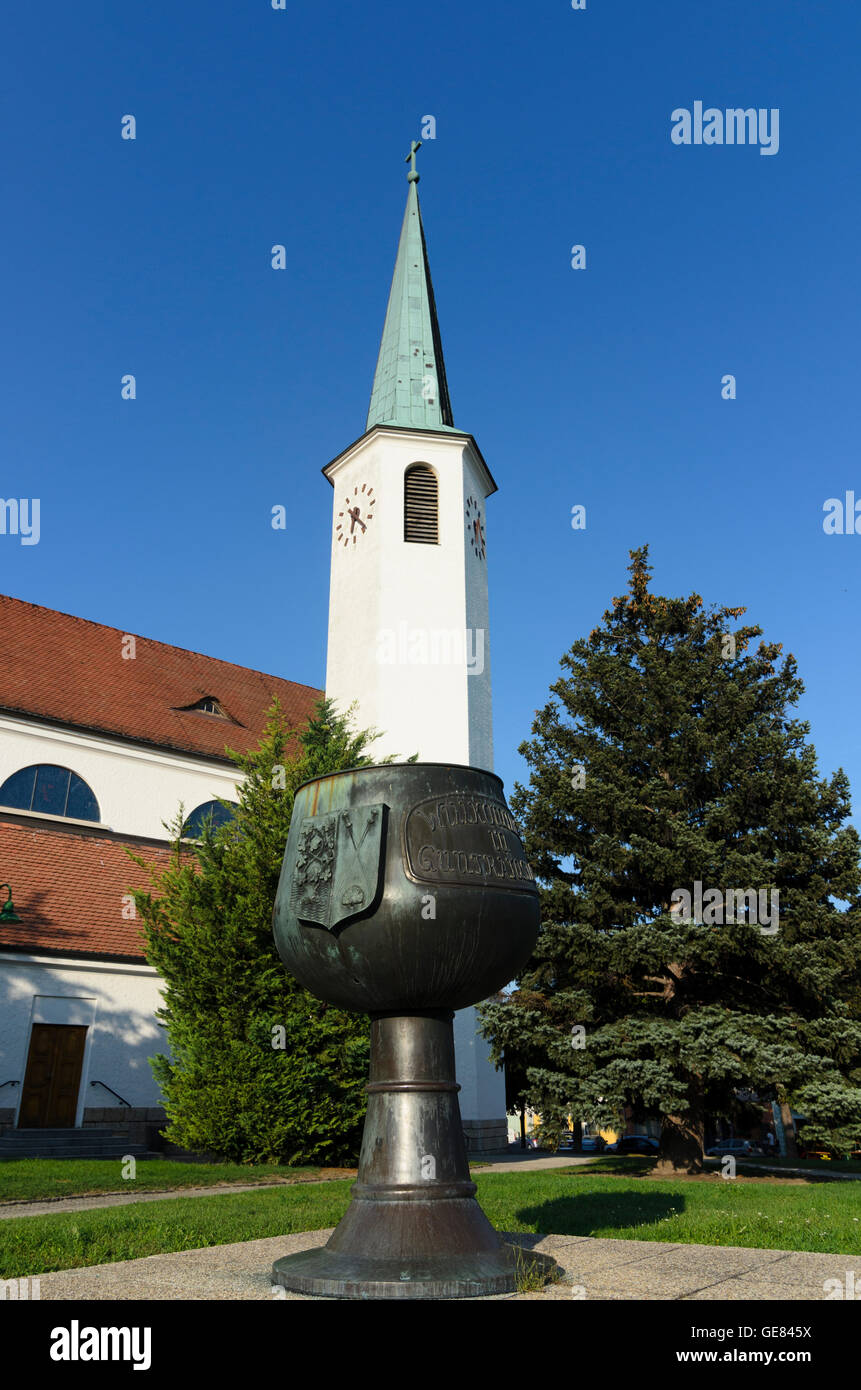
0, 594, 322, 761
0, 818, 175, 960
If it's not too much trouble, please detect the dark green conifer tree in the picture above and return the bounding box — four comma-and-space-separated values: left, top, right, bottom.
481, 549, 861, 1170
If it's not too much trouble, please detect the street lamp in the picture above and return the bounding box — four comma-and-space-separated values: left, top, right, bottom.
0, 884, 21, 924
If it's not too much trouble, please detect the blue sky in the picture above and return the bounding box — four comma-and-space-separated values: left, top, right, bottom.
3, 0, 859, 814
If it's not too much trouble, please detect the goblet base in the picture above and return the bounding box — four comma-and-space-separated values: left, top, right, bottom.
271, 1240, 559, 1300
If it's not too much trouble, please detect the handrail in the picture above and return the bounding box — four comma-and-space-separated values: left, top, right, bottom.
0, 1080, 19, 1090
89, 1080, 131, 1107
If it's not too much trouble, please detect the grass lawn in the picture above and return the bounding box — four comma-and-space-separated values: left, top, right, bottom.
1, 1167, 859, 1279
0, 1159, 329, 1204
477, 1168, 861, 1255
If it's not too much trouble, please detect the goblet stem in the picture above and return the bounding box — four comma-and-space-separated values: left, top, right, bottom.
328, 1010, 496, 1249
271, 1009, 554, 1297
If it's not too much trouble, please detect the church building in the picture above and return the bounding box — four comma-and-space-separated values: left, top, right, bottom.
0, 595, 319, 1153
0, 146, 509, 1156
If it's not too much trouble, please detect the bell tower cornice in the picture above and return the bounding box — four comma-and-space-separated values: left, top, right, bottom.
323, 424, 497, 498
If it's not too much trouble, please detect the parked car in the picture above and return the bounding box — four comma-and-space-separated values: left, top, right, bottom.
706, 1139, 762, 1158
556, 1133, 578, 1151
579, 1135, 607, 1153
605, 1135, 661, 1156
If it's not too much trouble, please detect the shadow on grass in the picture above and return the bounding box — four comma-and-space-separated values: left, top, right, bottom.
513, 1190, 685, 1237
511, 1184, 687, 1239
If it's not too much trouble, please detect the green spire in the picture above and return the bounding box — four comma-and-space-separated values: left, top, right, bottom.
366, 143, 455, 432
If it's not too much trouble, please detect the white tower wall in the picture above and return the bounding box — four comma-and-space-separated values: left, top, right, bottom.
325, 428, 493, 769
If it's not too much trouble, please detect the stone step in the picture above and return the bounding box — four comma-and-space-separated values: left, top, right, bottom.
0, 1130, 156, 1160
0, 1143, 157, 1159
0, 1141, 149, 1149
0, 1138, 133, 1148
9, 1129, 131, 1139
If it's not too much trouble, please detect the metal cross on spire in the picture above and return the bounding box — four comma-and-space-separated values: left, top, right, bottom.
405, 139, 422, 183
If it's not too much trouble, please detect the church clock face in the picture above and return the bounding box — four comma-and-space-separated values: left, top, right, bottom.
465, 495, 486, 560
336, 484, 376, 548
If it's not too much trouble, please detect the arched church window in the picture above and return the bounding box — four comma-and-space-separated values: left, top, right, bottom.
182, 799, 238, 838
0, 764, 100, 821
404, 464, 439, 544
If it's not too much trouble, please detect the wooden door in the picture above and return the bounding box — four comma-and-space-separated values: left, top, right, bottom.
18, 1024, 87, 1128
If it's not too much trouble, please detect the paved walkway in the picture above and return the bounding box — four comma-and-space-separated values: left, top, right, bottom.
476, 1154, 599, 1174
0, 1181, 294, 1221
0, 1175, 357, 1222
33, 1229, 852, 1301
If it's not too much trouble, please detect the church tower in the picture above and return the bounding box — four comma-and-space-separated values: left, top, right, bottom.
323, 145, 507, 1150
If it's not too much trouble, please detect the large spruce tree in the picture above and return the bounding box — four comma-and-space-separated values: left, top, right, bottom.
481, 548, 861, 1171
130, 698, 390, 1165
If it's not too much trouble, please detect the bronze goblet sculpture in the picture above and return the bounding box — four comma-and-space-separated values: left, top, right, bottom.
270, 762, 555, 1299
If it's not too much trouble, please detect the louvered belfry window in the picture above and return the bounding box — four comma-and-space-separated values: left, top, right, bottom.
404, 464, 439, 544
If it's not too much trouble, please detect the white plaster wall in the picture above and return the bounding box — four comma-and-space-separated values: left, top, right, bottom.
0, 953, 168, 1122
454, 1005, 505, 1120
325, 430, 494, 769
0, 716, 242, 841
